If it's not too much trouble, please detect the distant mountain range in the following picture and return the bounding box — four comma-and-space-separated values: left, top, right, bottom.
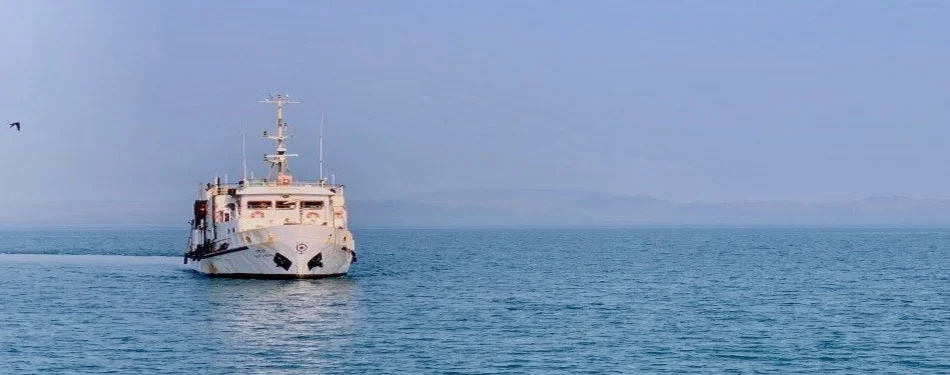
349, 190, 950, 228
4, 190, 950, 229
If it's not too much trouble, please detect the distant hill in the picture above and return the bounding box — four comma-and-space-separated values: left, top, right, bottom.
349, 190, 680, 228
349, 190, 950, 228
3, 191, 950, 229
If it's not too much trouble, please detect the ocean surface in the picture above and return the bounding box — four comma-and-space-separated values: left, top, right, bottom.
0, 228, 948, 374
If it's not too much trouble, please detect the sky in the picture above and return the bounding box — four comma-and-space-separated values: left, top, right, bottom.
1, 1, 949, 205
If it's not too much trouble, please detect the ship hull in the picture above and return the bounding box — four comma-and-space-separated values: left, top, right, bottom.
187, 225, 355, 279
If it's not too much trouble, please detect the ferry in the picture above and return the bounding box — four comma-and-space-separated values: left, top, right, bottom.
184, 94, 356, 278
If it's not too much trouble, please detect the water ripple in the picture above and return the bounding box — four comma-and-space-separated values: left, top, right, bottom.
0, 228, 948, 373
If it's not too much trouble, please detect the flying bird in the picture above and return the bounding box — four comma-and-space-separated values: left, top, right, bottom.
9, 122, 19, 131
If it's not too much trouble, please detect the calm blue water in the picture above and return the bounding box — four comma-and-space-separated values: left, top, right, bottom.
0, 228, 948, 374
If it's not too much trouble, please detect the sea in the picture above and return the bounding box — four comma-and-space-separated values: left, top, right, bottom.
0, 228, 947, 374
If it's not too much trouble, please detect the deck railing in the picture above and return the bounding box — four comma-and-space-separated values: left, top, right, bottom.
205, 179, 343, 194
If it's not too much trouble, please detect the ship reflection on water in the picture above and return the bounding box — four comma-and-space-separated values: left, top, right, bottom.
185, 274, 361, 371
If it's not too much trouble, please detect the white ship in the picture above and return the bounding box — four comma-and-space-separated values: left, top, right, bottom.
184, 94, 356, 278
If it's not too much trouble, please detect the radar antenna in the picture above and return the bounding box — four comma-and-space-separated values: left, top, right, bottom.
259, 94, 300, 183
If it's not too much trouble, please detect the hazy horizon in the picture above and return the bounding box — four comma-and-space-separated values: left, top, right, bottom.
5, 190, 950, 229
3, 2, 950, 211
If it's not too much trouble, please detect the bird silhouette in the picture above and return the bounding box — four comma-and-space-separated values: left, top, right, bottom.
9, 122, 20, 131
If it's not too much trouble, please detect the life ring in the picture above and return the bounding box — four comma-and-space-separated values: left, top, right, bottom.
306, 212, 320, 219
251, 211, 265, 218
214, 211, 223, 222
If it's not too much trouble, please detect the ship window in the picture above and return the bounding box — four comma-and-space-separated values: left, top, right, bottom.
276, 201, 297, 210
247, 201, 272, 209
302, 201, 325, 209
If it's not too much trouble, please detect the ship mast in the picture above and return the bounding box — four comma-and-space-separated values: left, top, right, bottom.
259, 94, 299, 182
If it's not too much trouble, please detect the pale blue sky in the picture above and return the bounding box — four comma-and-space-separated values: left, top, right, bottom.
1, 1, 949, 204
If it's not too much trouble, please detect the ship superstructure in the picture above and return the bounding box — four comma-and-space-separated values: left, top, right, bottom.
184, 95, 356, 278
